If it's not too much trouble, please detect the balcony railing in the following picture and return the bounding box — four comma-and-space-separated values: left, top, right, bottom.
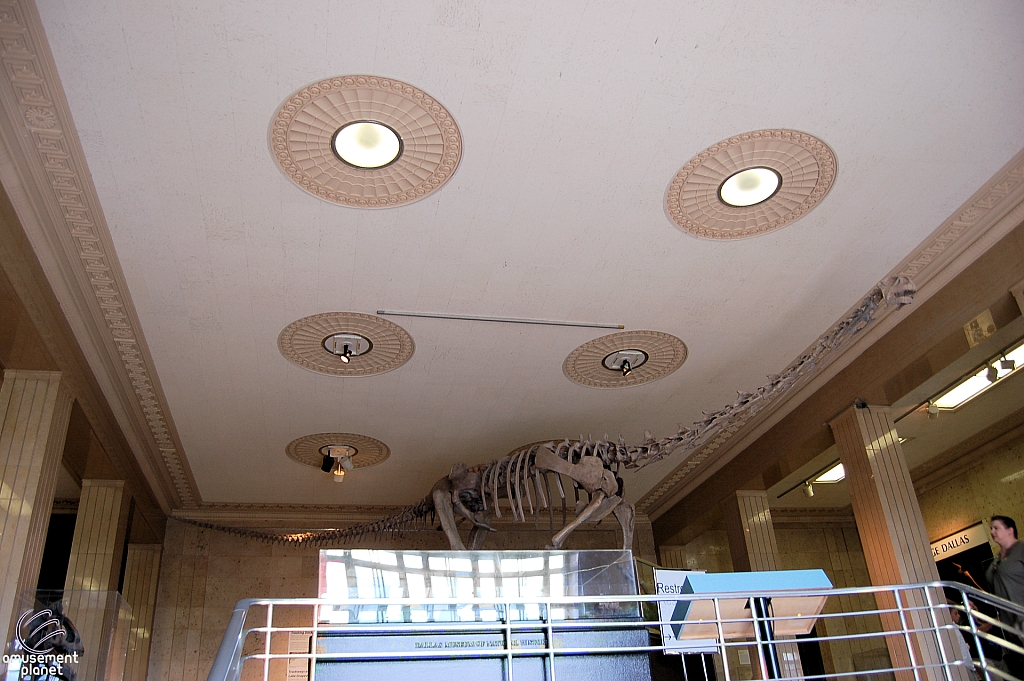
206, 581, 1024, 681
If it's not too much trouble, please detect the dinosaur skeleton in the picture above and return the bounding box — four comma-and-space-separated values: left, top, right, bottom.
176, 276, 916, 550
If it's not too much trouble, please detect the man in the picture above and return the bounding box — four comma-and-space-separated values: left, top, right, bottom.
986, 515, 1024, 679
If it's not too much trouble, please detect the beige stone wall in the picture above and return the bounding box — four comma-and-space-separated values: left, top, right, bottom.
659, 522, 885, 679
917, 429, 1024, 543
776, 525, 888, 679
147, 518, 643, 681
659, 529, 733, 572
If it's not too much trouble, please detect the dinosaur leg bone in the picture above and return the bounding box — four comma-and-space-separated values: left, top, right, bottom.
468, 514, 492, 550
548, 490, 609, 549
451, 493, 496, 532
613, 500, 635, 551
432, 488, 466, 550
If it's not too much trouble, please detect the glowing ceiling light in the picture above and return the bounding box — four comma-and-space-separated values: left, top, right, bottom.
718, 167, 782, 207
933, 341, 1024, 410
814, 463, 845, 484
332, 121, 402, 169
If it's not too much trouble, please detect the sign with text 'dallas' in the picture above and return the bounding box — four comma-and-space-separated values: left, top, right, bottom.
931, 523, 990, 562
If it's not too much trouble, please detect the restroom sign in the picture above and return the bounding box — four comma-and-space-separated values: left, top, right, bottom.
930, 523, 988, 562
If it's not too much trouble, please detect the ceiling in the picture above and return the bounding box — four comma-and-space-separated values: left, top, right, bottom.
18, 1, 1024, 509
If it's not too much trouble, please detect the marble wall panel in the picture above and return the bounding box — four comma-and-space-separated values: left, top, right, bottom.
918, 429, 1024, 544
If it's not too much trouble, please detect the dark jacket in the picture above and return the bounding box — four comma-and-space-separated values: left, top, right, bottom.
987, 540, 1024, 627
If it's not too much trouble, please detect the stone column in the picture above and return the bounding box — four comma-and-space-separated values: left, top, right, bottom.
63, 479, 131, 680
723, 490, 780, 572
0, 370, 73, 644
830, 404, 969, 681
121, 544, 161, 681
723, 490, 801, 678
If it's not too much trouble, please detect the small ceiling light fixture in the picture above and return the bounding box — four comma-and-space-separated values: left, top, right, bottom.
603, 349, 649, 377
718, 167, 782, 207
802, 481, 814, 498
331, 120, 402, 169
932, 340, 1024, 410
321, 445, 357, 483
323, 333, 372, 364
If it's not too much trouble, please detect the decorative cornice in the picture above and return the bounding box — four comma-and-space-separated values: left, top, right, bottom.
638, 147, 1024, 517
769, 506, 856, 529
51, 498, 79, 514
0, 0, 198, 507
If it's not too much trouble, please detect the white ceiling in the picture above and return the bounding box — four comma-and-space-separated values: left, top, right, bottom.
34, 1, 1024, 506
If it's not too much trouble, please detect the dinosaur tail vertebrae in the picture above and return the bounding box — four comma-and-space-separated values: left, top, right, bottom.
172, 497, 434, 547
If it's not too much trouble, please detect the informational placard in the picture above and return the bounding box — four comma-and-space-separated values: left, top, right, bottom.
651, 567, 717, 655
931, 523, 989, 562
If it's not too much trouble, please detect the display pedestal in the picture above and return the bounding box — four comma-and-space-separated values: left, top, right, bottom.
314, 549, 650, 681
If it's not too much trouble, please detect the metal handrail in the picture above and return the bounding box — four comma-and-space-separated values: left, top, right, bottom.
207, 580, 1024, 681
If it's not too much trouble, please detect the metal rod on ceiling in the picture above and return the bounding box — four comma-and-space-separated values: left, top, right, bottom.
376, 310, 624, 330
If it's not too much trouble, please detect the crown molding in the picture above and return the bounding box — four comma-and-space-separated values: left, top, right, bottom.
0, 0, 199, 508
639, 146, 1024, 519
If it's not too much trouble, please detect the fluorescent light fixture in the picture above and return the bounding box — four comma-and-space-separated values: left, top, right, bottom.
332, 121, 402, 169
718, 167, 782, 207
933, 341, 1024, 410
814, 463, 845, 483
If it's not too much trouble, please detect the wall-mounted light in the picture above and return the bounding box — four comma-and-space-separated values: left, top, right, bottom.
802, 481, 814, 498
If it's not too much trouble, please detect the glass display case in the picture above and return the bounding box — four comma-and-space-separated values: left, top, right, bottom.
313, 549, 650, 681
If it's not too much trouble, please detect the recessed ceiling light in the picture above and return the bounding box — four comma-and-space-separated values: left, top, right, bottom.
718, 167, 782, 207
933, 340, 1024, 409
331, 120, 402, 169
814, 463, 845, 483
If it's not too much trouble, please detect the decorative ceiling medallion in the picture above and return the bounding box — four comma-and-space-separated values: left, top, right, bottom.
269, 75, 462, 208
563, 331, 687, 388
665, 129, 837, 239
286, 433, 390, 470
278, 312, 414, 376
